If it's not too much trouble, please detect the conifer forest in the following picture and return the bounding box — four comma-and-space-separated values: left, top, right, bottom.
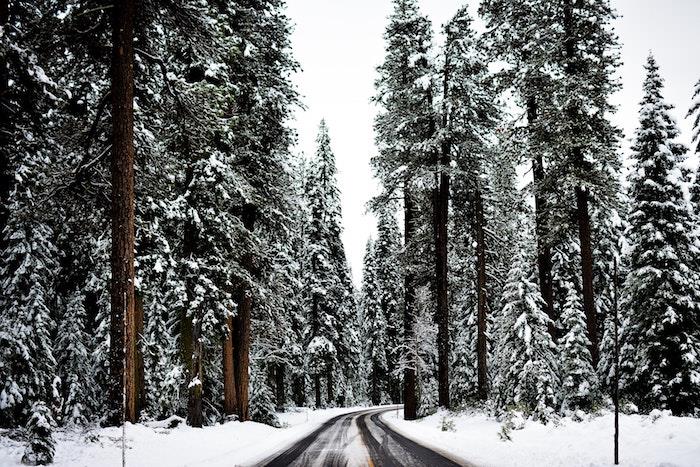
1, 0, 700, 466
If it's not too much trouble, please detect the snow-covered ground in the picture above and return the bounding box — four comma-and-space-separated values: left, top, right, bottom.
382, 408, 700, 467
0, 406, 367, 467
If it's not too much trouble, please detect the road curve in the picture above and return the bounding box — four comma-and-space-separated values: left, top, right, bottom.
257, 407, 469, 467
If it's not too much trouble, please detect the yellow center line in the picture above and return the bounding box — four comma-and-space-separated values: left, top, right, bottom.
367, 457, 375, 467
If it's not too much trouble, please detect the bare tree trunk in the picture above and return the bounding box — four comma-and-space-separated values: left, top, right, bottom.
275, 364, 286, 410
434, 145, 450, 409
223, 315, 237, 416
231, 204, 257, 422
135, 295, 144, 416
108, 0, 138, 426
233, 291, 252, 421
326, 362, 333, 405
0, 0, 10, 256
528, 98, 556, 336
576, 185, 598, 365
403, 185, 417, 421
475, 189, 489, 400
314, 374, 322, 408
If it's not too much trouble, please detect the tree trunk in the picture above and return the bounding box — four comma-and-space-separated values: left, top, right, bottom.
292, 374, 305, 407
231, 203, 257, 421
564, 0, 598, 366
475, 189, 489, 400
528, 98, 556, 336
576, 185, 598, 365
326, 362, 333, 406
107, 0, 138, 426
135, 295, 144, 416
275, 364, 286, 410
0, 0, 10, 257
434, 147, 450, 409
403, 185, 417, 421
233, 291, 252, 421
223, 315, 237, 416
314, 374, 322, 408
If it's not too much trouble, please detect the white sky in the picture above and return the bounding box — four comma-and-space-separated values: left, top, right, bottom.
286, 0, 700, 287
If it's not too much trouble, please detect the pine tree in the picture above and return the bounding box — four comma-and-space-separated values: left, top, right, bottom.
249, 366, 281, 428
493, 227, 559, 422
373, 207, 404, 404
558, 285, 599, 412
620, 55, 700, 415
373, 0, 436, 420
361, 239, 388, 405
21, 402, 55, 466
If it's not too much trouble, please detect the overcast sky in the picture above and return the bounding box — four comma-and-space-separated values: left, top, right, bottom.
285, 0, 700, 287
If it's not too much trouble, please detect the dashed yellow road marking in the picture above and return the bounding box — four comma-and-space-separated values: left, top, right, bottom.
367, 457, 375, 467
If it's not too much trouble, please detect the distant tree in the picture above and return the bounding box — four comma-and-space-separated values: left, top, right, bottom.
361, 239, 388, 405
620, 55, 700, 416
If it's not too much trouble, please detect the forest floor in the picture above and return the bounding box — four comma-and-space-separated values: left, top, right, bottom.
0, 406, 368, 466
383, 407, 700, 467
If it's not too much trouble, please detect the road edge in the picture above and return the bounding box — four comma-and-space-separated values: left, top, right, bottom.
378, 409, 479, 467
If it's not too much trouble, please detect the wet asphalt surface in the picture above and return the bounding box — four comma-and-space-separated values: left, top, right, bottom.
258, 407, 468, 467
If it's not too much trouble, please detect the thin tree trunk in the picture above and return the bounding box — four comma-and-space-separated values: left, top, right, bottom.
135, 295, 144, 416
0, 0, 10, 256
314, 374, 322, 408
576, 185, 598, 365
275, 364, 286, 410
564, 0, 598, 366
528, 98, 556, 336
403, 184, 417, 421
326, 362, 333, 405
475, 189, 489, 400
223, 315, 237, 416
435, 47, 452, 410
108, 0, 138, 426
292, 374, 305, 407
434, 148, 450, 409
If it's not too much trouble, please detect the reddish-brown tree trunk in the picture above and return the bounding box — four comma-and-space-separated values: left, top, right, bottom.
576, 185, 598, 365
403, 185, 417, 421
564, 0, 598, 366
230, 204, 257, 422
223, 315, 237, 416
475, 189, 489, 400
529, 98, 556, 336
108, 0, 138, 426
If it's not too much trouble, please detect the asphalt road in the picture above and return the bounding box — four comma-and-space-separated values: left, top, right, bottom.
259, 407, 468, 467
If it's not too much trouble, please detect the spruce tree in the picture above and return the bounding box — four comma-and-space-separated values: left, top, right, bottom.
361, 239, 388, 405
493, 227, 559, 422
620, 55, 700, 415
21, 402, 55, 466
558, 285, 599, 412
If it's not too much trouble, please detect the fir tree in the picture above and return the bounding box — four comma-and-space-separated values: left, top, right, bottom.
249, 366, 281, 428
361, 239, 388, 405
620, 55, 700, 415
558, 285, 599, 412
493, 228, 559, 422
21, 402, 55, 466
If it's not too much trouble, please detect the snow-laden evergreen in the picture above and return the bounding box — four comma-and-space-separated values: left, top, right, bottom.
361, 239, 388, 405
558, 285, 599, 412
620, 55, 700, 416
21, 402, 55, 466
493, 229, 559, 422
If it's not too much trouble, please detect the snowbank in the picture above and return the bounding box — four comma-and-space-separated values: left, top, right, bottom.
382, 408, 700, 467
0, 406, 365, 467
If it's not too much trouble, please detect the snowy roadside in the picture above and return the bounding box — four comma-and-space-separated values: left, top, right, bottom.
381, 408, 700, 467
0, 406, 368, 467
